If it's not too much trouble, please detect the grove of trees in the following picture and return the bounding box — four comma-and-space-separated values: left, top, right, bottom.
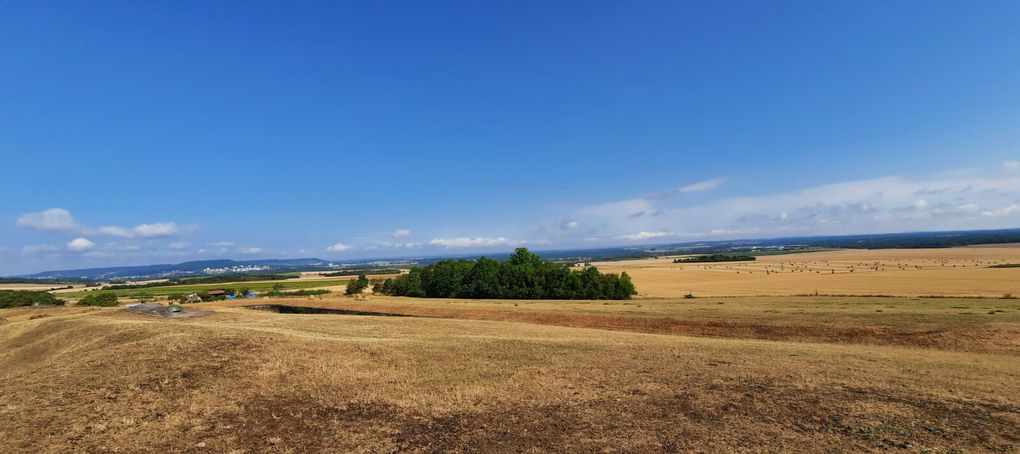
375, 248, 636, 300
0, 290, 65, 308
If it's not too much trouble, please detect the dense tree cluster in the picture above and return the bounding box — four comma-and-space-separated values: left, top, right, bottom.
375, 248, 636, 300
674, 254, 756, 263
0, 290, 65, 308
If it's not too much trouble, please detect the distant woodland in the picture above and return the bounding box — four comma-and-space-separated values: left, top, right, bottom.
674, 254, 756, 263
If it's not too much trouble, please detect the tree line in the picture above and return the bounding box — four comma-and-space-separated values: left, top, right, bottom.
104, 273, 296, 290
323, 269, 400, 277
0, 290, 65, 308
374, 248, 636, 300
674, 254, 756, 263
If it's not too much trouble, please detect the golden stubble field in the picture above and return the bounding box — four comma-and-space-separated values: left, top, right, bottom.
1, 297, 1018, 453
2, 246, 1019, 452
591, 245, 1020, 298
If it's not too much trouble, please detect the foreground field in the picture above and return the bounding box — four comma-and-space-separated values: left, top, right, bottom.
215, 294, 1020, 354
593, 245, 1020, 298
1, 296, 1018, 452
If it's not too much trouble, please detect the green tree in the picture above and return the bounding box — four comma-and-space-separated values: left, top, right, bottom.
76, 292, 119, 307
345, 274, 370, 295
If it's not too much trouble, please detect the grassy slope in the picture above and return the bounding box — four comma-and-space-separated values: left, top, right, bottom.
1, 298, 1018, 452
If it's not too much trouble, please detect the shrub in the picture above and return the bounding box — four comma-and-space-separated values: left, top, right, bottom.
345, 274, 370, 295
76, 292, 119, 307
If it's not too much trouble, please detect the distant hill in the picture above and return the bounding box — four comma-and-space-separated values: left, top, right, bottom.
12, 228, 1020, 281
25, 258, 331, 280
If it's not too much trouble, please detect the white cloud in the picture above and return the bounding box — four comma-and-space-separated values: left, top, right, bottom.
981, 204, 1020, 218
208, 241, 235, 247
67, 237, 95, 251
98, 222, 178, 238
133, 223, 178, 237
393, 229, 412, 238
1003, 160, 1020, 171
615, 231, 676, 241
237, 246, 262, 254
327, 242, 352, 252
16, 208, 78, 231
561, 220, 580, 229
569, 165, 1020, 244
429, 236, 517, 248
97, 226, 132, 237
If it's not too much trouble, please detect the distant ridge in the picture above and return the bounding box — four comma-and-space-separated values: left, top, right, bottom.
25, 258, 330, 280
12, 228, 1020, 281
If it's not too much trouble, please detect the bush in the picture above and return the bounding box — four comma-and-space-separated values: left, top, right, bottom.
376, 248, 637, 300
0, 290, 65, 308
76, 292, 119, 307
345, 274, 370, 295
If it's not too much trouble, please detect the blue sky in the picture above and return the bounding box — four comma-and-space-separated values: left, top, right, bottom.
2, 1, 1019, 275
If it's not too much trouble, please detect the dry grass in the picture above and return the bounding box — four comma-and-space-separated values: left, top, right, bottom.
592, 245, 1020, 298
2, 297, 1018, 452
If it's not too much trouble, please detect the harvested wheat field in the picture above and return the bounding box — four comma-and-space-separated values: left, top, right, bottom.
592, 245, 1020, 298
2, 296, 1019, 453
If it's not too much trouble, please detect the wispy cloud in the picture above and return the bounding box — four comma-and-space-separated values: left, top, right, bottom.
582, 177, 726, 219
97, 222, 179, 238
16, 208, 78, 231
572, 166, 1020, 244
648, 178, 727, 200
392, 229, 412, 238
614, 230, 676, 241
982, 204, 1020, 218
429, 236, 517, 248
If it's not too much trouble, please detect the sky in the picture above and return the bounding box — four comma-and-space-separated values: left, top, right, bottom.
1, 1, 1019, 275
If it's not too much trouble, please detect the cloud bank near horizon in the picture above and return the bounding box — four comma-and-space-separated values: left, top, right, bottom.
3, 162, 1019, 274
